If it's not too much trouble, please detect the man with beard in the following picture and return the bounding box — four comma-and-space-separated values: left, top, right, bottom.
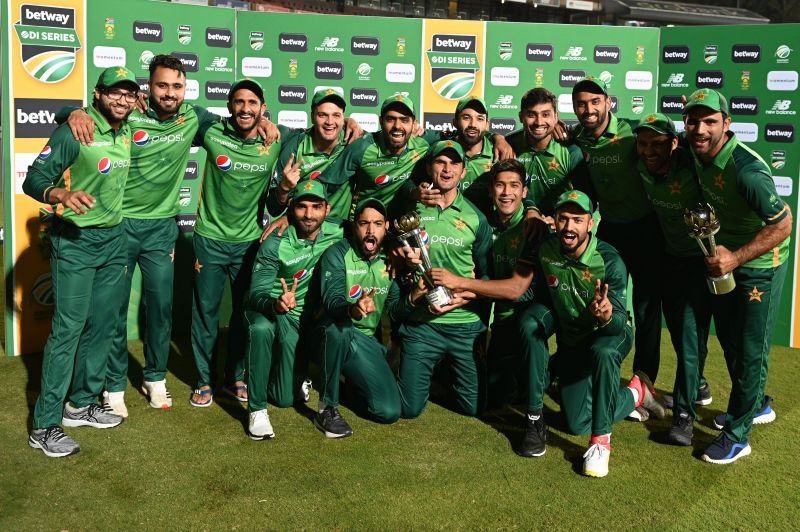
24, 67, 139, 457
244, 181, 344, 439
571, 76, 665, 397
190, 79, 293, 408
312, 199, 402, 437
681, 89, 791, 464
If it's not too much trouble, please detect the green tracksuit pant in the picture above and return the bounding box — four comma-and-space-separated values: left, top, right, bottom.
33, 222, 126, 429
597, 213, 664, 383
713, 262, 786, 444
398, 320, 486, 419
662, 254, 711, 419
106, 217, 179, 392
318, 320, 401, 423
557, 325, 636, 436
191, 234, 257, 389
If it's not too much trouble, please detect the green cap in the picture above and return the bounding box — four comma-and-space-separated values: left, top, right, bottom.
683, 89, 729, 116
229, 78, 265, 103
353, 198, 387, 220
455, 95, 487, 116
572, 76, 609, 96
429, 140, 465, 162
312, 87, 346, 110
96, 66, 139, 91
554, 190, 594, 214
633, 113, 677, 136
380, 94, 415, 117
291, 180, 327, 202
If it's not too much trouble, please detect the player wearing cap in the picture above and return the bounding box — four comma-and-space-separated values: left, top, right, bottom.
395, 140, 492, 418
190, 79, 294, 408
633, 113, 712, 444
244, 180, 344, 439
24, 66, 139, 457
682, 89, 792, 464
311, 198, 402, 437
571, 76, 665, 388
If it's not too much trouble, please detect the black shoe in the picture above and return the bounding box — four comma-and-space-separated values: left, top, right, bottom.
518, 412, 546, 457
314, 406, 353, 439
667, 411, 693, 446
663, 383, 713, 411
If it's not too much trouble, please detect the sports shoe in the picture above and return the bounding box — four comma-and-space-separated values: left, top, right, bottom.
247, 409, 275, 441
314, 406, 353, 439
625, 406, 649, 422
582, 435, 611, 478
301, 379, 313, 403
102, 390, 128, 418
713, 395, 776, 430
663, 383, 713, 410
142, 379, 172, 409
702, 433, 751, 464
62, 403, 123, 429
667, 411, 693, 446
518, 412, 547, 458
631, 372, 666, 420
28, 426, 80, 457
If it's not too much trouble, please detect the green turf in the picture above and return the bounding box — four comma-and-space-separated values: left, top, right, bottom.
1, 333, 798, 529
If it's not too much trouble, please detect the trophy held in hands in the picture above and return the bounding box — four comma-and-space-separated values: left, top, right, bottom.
684, 203, 736, 295
394, 211, 454, 307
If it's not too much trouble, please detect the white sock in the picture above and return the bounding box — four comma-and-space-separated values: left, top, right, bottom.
629, 388, 640, 405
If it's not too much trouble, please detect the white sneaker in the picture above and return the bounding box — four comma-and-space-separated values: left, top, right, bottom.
102, 391, 128, 418
248, 409, 275, 441
583, 442, 611, 478
142, 379, 172, 409
301, 379, 313, 403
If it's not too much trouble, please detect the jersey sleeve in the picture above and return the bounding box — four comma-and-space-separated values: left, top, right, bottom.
248, 235, 283, 316
319, 241, 351, 320
54, 106, 82, 125
421, 128, 443, 145
387, 279, 415, 322
566, 144, 595, 200
472, 216, 493, 280
23, 125, 80, 203
191, 105, 221, 145
597, 241, 629, 336
735, 158, 789, 225
316, 136, 367, 186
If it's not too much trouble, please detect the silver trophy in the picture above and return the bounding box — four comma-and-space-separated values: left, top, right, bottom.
394, 211, 453, 307
684, 203, 736, 295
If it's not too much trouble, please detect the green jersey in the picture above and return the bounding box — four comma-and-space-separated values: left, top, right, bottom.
195, 121, 290, 242
24, 104, 131, 228
490, 205, 537, 321
639, 147, 703, 258
249, 219, 344, 322
460, 136, 496, 216
537, 233, 628, 348
691, 132, 790, 269
318, 239, 397, 336
573, 114, 652, 223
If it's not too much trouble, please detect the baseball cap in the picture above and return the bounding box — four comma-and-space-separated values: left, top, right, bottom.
572, 76, 609, 96
380, 94, 415, 117
312, 88, 346, 110
683, 89, 729, 116
96, 66, 139, 92
554, 190, 594, 214
229, 78, 265, 103
353, 198, 387, 220
291, 180, 327, 202
455, 95, 488, 116
633, 113, 677, 136
429, 140, 465, 162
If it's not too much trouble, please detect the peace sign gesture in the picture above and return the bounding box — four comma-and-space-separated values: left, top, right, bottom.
280, 154, 303, 191
273, 277, 298, 314
589, 278, 612, 323
349, 288, 376, 320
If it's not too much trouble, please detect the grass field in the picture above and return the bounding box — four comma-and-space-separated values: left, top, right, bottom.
1, 333, 799, 529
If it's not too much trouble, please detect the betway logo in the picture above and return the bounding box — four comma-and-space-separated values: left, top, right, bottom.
660, 96, 684, 112
730, 97, 758, 115
133, 21, 163, 42
765, 124, 794, 142
435, 37, 472, 51
696, 71, 724, 88
24, 6, 71, 25
17, 108, 54, 124
663, 46, 690, 63
594, 46, 620, 63
733, 50, 759, 60
135, 26, 160, 36
278, 86, 307, 104
351, 37, 379, 55
206, 28, 232, 48
664, 51, 688, 59
526, 44, 553, 61
732, 45, 761, 63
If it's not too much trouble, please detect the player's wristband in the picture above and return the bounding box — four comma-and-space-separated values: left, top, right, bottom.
597, 316, 613, 328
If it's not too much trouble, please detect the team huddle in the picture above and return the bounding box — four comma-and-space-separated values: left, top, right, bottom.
24, 53, 790, 478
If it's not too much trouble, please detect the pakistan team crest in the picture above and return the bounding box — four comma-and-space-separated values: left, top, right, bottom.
13, 3, 82, 83
426, 33, 480, 100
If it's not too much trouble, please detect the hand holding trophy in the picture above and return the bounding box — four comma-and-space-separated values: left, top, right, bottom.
684, 203, 736, 295
394, 210, 454, 307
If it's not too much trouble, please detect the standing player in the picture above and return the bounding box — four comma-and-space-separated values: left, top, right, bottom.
682, 89, 791, 464
448, 96, 496, 215
24, 67, 139, 457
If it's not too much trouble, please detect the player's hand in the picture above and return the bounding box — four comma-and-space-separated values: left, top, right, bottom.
53, 189, 96, 215
258, 116, 280, 144
135, 92, 148, 114
280, 154, 303, 191
386, 243, 407, 279
401, 245, 425, 271
704, 244, 739, 277
412, 121, 425, 137
427, 290, 473, 315
260, 216, 290, 242
552, 119, 572, 143
430, 267, 465, 292
492, 134, 515, 160
589, 279, 612, 323
522, 209, 552, 241
67, 109, 95, 145
349, 288, 376, 320
273, 277, 298, 314
344, 117, 364, 144
416, 182, 442, 207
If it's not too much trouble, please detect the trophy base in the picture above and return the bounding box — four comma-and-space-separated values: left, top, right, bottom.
425, 286, 454, 307
707, 273, 736, 295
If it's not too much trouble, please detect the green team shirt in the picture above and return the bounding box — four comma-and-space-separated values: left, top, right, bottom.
195, 121, 291, 242
407, 192, 493, 325
573, 114, 652, 223
506, 132, 588, 216
317, 238, 397, 336
536, 233, 629, 348
24, 104, 131, 228
249, 219, 344, 322
691, 132, 790, 269
639, 147, 703, 258
490, 205, 537, 321
460, 136, 496, 216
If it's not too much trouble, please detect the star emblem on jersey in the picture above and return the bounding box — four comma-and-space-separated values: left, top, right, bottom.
258, 144, 271, 156
454, 218, 466, 230
115, 67, 127, 78
582, 268, 594, 281
748, 286, 764, 302
194, 259, 203, 273
122, 136, 130, 148
176, 116, 186, 126
483, 163, 492, 171
714, 173, 726, 189
411, 150, 421, 162
510, 236, 520, 249
548, 160, 560, 171
670, 181, 681, 194
609, 135, 621, 145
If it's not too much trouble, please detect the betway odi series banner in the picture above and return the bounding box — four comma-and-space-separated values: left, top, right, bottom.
2, 0, 799, 354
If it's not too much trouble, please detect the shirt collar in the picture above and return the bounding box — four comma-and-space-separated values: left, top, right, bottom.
299, 129, 345, 156
493, 204, 524, 233
222, 118, 262, 145
88, 104, 116, 135
564, 232, 598, 266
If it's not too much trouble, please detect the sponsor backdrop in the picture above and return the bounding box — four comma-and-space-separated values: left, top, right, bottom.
2, 0, 799, 354
659, 26, 800, 346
